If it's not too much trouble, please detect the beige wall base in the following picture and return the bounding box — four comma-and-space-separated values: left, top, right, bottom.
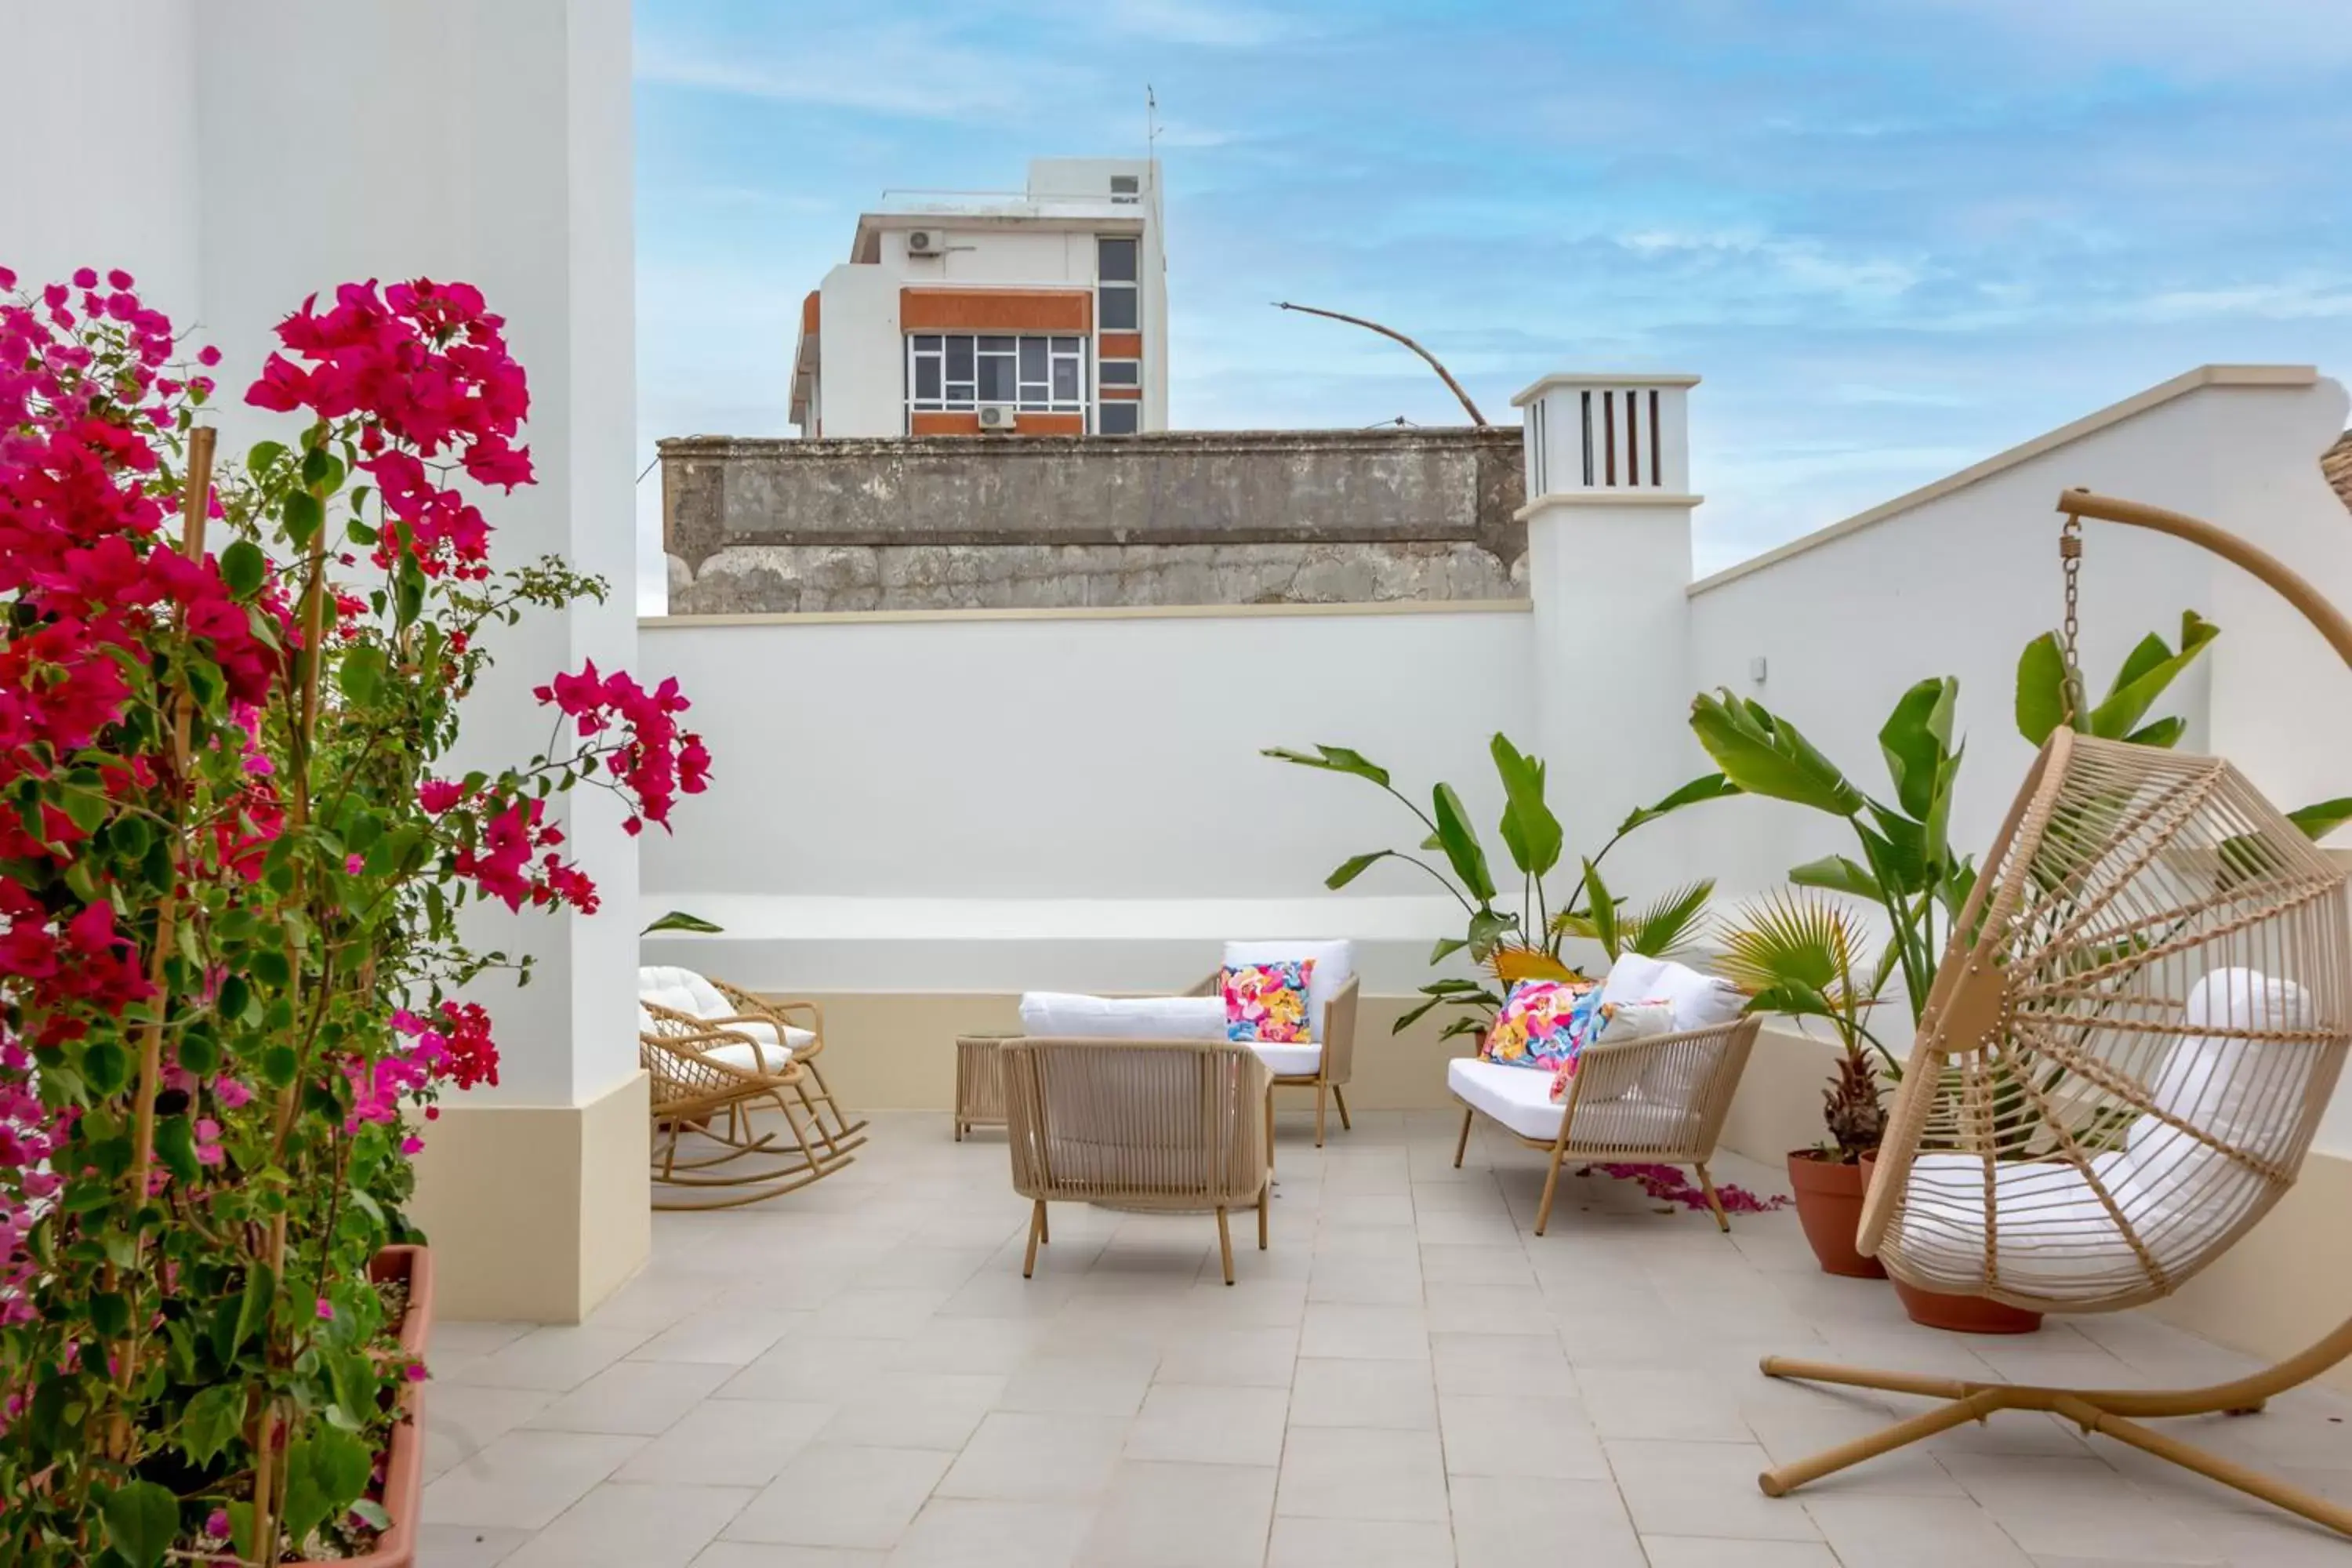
1717, 1025, 1845, 1168
408, 1069, 651, 1324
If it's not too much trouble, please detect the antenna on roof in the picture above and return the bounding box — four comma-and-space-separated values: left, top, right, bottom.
1146, 85, 1160, 162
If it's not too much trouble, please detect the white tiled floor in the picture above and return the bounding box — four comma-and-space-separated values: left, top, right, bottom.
419, 1110, 2352, 1566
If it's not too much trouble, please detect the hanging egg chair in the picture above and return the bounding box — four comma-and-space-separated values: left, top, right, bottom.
1759, 489, 2352, 1538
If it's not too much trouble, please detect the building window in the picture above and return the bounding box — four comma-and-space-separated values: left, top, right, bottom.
906, 333, 1087, 416
1098, 360, 1139, 387
1098, 401, 1140, 437
1097, 236, 1139, 332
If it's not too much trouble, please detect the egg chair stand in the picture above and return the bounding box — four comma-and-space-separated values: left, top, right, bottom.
1759, 488, 2352, 1538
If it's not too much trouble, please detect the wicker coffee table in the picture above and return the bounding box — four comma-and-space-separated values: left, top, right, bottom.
954, 1030, 1018, 1141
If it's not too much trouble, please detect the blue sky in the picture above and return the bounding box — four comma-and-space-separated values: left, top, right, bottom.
633, 0, 2352, 608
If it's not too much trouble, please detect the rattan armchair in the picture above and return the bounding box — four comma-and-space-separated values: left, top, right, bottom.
640, 1002, 855, 1209
1188, 970, 1363, 1147
1001, 1038, 1274, 1285
1450, 1014, 1762, 1232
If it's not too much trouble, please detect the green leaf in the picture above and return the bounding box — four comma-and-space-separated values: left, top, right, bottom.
327, 1348, 377, 1425
641, 909, 725, 936
82, 1039, 129, 1095
2288, 797, 2352, 841
154, 1115, 201, 1185
283, 489, 325, 547
1428, 936, 1469, 964
102, 1479, 180, 1568
220, 538, 268, 599
1626, 878, 1714, 959
1614, 771, 1742, 837
1489, 734, 1563, 880
283, 1425, 373, 1548
2085, 611, 2217, 740
1465, 907, 1517, 959
89, 1290, 131, 1338
1323, 851, 1390, 891
1430, 782, 1495, 903
2121, 715, 2188, 748
338, 644, 387, 705
1260, 743, 1390, 788
2016, 631, 2071, 746
1878, 677, 1958, 825
178, 1382, 246, 1466
232, 1263, 275, 1359
1690, 692, 1866, 818
59, 787, 106, 835
1788, 854, 1885, 902
1578, 859, 1622, 958
247, 439, 288, 475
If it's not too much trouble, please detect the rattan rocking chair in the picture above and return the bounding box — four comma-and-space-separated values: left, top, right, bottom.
640, 1002, 855, 1209
638, 966, 867, 1161
1759, 489, 2352, 1538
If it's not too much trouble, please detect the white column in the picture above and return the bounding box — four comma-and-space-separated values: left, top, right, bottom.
1514, 374, 1704, 893
18, 0, 648, 1321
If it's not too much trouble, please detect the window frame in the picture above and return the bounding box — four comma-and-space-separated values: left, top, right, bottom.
906, 332, 1089, 420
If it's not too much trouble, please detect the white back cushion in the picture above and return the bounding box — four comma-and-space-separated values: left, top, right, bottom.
1599, 953, 1744, 1033
1019, 993, 1225, 1040
2130, 967, 2314, 1164
640, 965, 730, 1018
1224, 940, 1355, 1041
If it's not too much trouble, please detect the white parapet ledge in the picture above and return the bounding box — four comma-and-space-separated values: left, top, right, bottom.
641, 597, 1533, 630
1688, 364, 2320, 597
1515, 492, 1704, 522
1512, 372, 1701, 406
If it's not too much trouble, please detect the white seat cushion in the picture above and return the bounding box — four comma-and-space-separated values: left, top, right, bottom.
1449, 1057, 1564, 1141
1018, 993, 1225, 1040
1449, 1058, 1699, 1149
1224, 939, 1354, 1044
1250, 1040, 1323, 1077
702, 1040, 794, 1075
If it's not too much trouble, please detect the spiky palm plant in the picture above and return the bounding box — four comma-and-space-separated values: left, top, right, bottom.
1715, 891, 1897, 1163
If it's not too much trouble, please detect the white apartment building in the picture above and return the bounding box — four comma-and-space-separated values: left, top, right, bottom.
787, 158, 1168, 440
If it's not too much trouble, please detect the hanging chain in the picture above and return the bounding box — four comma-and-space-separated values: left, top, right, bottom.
2059, 510, 2085, 725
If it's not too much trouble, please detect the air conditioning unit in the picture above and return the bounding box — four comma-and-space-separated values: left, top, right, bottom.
906, 229, 946, 256
977, 405, 1018, 432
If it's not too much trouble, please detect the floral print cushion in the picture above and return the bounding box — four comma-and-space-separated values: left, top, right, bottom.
1548, 996, 1675, 1102
1223, 959, 1317, 1044
1481, 979, 1598, 1070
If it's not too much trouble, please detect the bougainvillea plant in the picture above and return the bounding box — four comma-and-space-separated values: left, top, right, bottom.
0, 267, 706, 1566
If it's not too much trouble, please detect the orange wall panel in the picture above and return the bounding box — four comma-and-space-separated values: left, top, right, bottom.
1099, 386, 1142, 401
1098, 332, 1143, 359
901, 289, 1092, 333
907, 411, 1087, 437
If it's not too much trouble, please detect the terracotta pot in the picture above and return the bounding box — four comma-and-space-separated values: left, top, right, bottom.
346, 1243, 434, 1568
1857, 1155, 2043, 1334
1785, 1150, 1885, 1278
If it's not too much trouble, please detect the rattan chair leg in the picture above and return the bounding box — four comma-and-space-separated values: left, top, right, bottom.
1694, 1161, 1731, 1233
1038, 1205, 1050, 1246
1453, 1106, 1474, 1169
1258, 1184, 1269, 1250
1023, 1200, 1046, 1279
1332, 1083, 1351, 1131
1314, 1083, 1327, 1148
1265, 1091, 1277, 1174
1534, 1143, 1565, 1236
1216, 1207, 1235, 1286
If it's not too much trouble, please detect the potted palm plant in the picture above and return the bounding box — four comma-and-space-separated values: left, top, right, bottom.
1715, 891, 1894, 1276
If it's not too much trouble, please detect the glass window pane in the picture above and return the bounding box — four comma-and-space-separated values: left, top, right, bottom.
978, 335, 1015, 354
913, 335, 942, 352
914, 358, 941, 400
977, 357, 1013, 402
946, 337, 973, 379
1099, 285, 1138, 331
1098, 401, 1140, 435
1097, 237, 1138, 282
1099, 361, 1138, 387
945, 383, 973, 408
1052, 336, 1080, 354
1052, 359, 1080, 401
1019, 337, 1047, 381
